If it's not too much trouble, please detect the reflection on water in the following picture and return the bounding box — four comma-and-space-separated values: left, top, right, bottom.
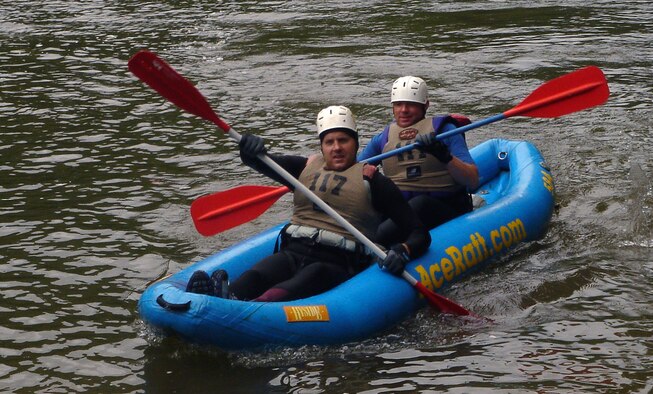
1, 0, 651, 392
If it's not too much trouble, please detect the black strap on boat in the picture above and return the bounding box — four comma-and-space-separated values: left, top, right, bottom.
156, 294, 191, 312
274, 223, 291, 253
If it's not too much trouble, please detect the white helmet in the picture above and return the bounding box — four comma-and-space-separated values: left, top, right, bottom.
316, 105, 357, 139
391, 76, 428, 104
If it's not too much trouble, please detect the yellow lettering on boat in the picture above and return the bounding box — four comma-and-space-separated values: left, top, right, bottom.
445, 246, 466, 277
440, 256, 454, 282
541, 170, 554, 193
429, 263, 443, 289
508, 218, 526, 242
415, 217, 529, 289
475, 232, 490, 258
461, 241, 478, 268
283, 305, 330, 323
491, 229, 502, 252
415, 265, 435, 291
500, 225, 513, 248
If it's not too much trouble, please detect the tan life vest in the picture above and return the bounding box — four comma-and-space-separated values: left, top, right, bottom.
381, 117, 462, 193
291, 156, 380, 241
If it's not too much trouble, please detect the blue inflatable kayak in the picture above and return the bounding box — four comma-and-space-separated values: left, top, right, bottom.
138, 138, 555, 350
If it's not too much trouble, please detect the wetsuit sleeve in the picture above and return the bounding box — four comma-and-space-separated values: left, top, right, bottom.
357, 132, 385, 162
368, 173, 431, 258
241, 153, 307, 189
440, 122, 475, 164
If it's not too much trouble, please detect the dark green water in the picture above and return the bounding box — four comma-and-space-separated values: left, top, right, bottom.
1, 1, 651, 392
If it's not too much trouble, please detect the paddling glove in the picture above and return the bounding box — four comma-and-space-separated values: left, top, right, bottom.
379, 244, 410, 276
415, 133, 452, 163
239, 133, 267, 159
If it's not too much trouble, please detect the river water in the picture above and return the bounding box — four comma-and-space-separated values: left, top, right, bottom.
1, 1, 651, 392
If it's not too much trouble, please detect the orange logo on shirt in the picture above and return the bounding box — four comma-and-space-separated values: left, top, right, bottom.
398, 128, 418, 140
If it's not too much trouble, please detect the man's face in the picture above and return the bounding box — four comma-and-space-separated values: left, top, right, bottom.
392, 101, 428, 128
320, 130, 357, 171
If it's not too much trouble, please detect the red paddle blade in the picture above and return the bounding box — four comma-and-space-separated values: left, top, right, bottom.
127, 49, 231, 132
413, 282, 474, 316
191, 185, 290, 236
505, 66, 609, 118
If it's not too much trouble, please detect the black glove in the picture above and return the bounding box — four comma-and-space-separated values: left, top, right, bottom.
378, 244, 410, 276
415, 133, 452, 163
239, 133, 267, 159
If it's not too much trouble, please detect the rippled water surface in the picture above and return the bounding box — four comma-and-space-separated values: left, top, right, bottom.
1, 1, 651, 392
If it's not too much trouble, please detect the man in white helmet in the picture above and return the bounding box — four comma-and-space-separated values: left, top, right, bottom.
358, 76, 479, 247
185, 106, 431, 301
